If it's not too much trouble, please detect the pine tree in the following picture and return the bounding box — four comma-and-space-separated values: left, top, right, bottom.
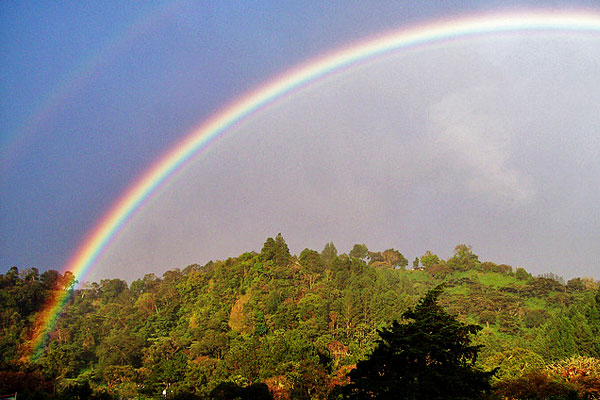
343, 285, 496, 400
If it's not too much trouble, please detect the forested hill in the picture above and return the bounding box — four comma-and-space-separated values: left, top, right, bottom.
1, 234, 599, 399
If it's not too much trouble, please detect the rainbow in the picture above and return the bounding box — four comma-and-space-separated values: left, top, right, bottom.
27, 10, 600, 361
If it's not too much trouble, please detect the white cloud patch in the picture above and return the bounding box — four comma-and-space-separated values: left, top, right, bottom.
427, 87, 536, 207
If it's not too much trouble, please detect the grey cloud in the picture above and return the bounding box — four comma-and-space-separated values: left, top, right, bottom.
427, 87, 537, 207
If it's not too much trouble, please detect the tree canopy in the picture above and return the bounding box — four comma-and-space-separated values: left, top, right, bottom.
1, 239, 599, 399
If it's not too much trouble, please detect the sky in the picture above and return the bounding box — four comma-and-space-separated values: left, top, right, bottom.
1, 1, 599, 283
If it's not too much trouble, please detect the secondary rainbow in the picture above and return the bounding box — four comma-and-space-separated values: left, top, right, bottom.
1, 2, 181, 173
28, 11, 600, 361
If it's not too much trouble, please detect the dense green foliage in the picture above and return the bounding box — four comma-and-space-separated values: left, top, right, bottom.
343, 285, 496, 399
1, 236, 599, 399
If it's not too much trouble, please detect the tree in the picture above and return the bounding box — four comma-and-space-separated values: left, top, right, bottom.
367, 251, 383, 265
368, 249, 408, 269
349, 244, 368, 260
382, 249, 408, 269
273, 233, 291, 266
209, 382, 272, 400
420, 250, 441, 269
99, 278, 128, 304
261, 233, 290, 266
343, 285, 496, 399
481, 347, 545, 381
321, 242, 338, 265
514, 267, 531, 281
412, 257, 420, 269
447, 244, 479, 271
547, 356, 600, 398
493, 370, 579, 400
40, 269, 61, 289
299, 248, 325, 289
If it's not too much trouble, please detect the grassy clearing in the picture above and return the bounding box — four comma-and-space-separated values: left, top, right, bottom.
451, 270, 479, 280
403, 269, 431, 282
477, 272, 521, 288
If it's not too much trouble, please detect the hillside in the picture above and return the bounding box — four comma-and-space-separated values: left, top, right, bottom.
1, 234, 599, 399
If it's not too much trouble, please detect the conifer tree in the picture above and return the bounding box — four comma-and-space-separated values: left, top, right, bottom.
343, 284, 496, 400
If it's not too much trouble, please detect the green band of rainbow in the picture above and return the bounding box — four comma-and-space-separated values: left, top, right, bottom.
28, 11, 600, 361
